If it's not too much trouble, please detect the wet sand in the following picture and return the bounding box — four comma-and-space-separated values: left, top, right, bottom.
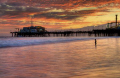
0, 37, 120, 78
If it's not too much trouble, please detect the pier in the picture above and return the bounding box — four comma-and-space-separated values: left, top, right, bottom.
10, 29, 120, 37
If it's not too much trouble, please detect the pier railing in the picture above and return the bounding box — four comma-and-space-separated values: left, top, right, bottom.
10, 29, 120, 37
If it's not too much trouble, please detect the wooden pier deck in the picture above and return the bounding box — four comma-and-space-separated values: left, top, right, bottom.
10, 29, 120, 37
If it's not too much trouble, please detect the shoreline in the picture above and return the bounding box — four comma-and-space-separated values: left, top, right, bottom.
0, 36, 120, 48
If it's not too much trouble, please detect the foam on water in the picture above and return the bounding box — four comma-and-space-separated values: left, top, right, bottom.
0, 37, 116, 48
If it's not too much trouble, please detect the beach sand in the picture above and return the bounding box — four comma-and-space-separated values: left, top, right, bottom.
0, 37, 120, 78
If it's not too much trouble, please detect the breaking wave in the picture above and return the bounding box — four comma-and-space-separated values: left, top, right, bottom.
0, 37, 114, 48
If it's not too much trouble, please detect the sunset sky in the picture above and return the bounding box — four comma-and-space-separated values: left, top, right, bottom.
0, 0, 120, 36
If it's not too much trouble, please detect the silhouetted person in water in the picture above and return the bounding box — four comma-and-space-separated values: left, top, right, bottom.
95, 39, 97, 47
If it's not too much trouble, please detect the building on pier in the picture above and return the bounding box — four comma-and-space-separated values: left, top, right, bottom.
20, 26, 46, 33
106, 15, 120, 29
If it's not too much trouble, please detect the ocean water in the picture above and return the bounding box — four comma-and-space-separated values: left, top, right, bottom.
0, 37, 120, 78
0, 36, 111, 48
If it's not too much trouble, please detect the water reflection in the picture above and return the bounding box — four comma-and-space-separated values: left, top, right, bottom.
0, 38, 120, 78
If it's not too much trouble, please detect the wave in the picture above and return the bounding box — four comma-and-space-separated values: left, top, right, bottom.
0, 37, 115, 48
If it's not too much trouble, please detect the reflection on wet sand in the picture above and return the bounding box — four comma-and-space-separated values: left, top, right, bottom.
0, 38, 120, 78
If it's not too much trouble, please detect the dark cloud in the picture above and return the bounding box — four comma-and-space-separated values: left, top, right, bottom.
0, 8, 109, 20
0, 3, 50, 18
0, 3, 49, 11
33, 8, 110, 20
0, 0, 118, 10
5, 2, 25, 6
34, 12, 79, 20
0, 0, 115, 9
0, 20, 29, 25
